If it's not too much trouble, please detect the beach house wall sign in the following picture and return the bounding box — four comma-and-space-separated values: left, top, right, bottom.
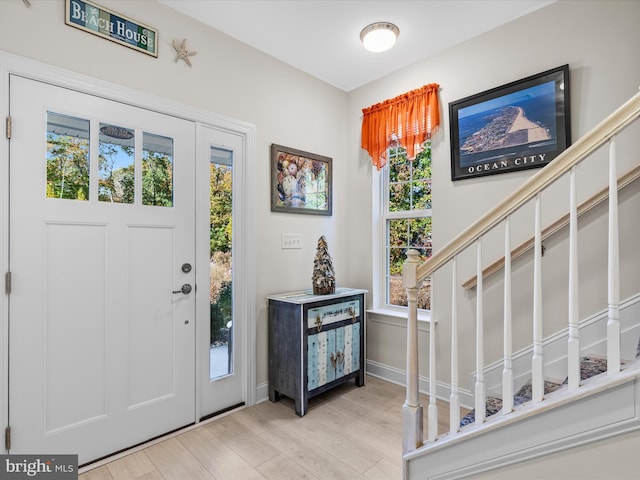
65, 0, 158, 57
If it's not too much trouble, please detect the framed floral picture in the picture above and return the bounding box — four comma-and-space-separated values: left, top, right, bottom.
270, 144, 332, 216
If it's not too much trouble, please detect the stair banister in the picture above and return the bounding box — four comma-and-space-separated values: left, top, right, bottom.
502, 217, 514, 414
402, 90, 640, 456
450, 256, 460, 433
607, 137, 621, 375
532, 194, 544, 403
474, 239, 486, 424
462, 163, 640, 290
567, 166, 580, 390
402, 249, 423, 454
427, 282, 438, 443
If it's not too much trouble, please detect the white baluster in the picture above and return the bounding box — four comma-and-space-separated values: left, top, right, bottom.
475, 238, 486, 424
608, 138, 621, 375
567, 167, 580, 389
428, 277, 438, 442
450, 257, 460, 433
402, 249, 423, 453
532, 194, 544, 403
502, 217, 513, 414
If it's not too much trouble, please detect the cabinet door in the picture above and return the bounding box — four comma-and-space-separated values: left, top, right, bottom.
308, 329, 336, 390
343, 322, 361, 374
335, 326, 345, 379
307, 322, 361, 391
339, 323, 361, 375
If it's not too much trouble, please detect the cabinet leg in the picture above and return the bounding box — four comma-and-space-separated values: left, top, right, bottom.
295, 398, 306, 417
356, 373, 365, 387
269, 388, 280, 403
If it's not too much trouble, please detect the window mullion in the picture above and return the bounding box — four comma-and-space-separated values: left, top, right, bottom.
385, 209, 431, 220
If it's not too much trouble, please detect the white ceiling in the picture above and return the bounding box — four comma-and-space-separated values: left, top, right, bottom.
159, 0, 555, 92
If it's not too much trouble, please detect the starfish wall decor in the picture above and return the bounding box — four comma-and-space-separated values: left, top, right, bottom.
172, 39, 197, 67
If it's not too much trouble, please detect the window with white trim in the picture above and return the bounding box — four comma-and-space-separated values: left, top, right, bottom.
381, 140, 432, 310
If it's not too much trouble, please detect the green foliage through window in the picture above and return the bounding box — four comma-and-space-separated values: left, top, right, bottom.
210, 163, 233, 254
46, 113, 90, 200
386, 143, 432, 309
99, 140, 135, 203
210, 154, 233, 353
142, 133, 174, 207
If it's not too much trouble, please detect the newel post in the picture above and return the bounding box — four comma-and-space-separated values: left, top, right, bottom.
402, 249, 423, 454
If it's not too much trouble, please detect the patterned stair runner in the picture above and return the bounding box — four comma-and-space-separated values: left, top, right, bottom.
460, 355, 623, 427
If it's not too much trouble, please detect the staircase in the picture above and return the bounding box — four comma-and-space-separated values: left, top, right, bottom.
460, 351, 636, 428
401, 90, 640, 480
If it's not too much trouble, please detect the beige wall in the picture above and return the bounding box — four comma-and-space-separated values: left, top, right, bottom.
349, 0, 640, 391
0, 0, 350, 390
2, 0, 640, 409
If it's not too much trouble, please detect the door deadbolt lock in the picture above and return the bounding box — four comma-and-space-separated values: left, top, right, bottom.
173, 284, 192, 295
181, 263, 192, 273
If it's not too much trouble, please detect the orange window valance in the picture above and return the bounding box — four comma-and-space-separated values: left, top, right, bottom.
361, 83, 440, 170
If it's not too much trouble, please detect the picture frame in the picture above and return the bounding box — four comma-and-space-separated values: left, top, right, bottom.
270, 144, 332, 216
449, 65, 570, 181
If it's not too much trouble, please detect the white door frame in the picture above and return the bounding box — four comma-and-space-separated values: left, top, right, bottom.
0, 51, 257, 441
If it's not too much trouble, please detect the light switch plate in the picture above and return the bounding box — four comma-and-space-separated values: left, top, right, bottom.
282, 233, 302, 249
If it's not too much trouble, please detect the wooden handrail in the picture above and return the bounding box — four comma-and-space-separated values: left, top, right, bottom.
416, 90, 640, 282
461, 163, 640, 289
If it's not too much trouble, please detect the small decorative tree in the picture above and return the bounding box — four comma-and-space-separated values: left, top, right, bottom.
312, 236, 336, 294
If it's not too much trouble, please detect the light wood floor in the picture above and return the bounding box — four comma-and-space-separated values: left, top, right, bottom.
79, 376, 457, 480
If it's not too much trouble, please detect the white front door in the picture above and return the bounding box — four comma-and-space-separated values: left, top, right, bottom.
8, 75, 196, 464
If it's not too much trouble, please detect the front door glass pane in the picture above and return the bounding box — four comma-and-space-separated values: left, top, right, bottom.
99, 123, 135, 203
142, 132, 174, 206
46, 112, 89, 200
210, 147, 233, 379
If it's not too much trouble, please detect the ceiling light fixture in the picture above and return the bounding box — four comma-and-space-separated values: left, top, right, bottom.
360, 22, 400, 53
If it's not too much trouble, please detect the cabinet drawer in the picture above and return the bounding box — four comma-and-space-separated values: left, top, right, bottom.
307, 298, 360, 330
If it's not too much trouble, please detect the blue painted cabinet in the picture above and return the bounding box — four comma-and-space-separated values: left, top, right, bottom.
267, 288, 366, 416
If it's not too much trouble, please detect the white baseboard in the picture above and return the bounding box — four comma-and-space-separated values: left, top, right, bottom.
366, 359, 475, 408
257, 360, 474, 411
256, 381, 269, 404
